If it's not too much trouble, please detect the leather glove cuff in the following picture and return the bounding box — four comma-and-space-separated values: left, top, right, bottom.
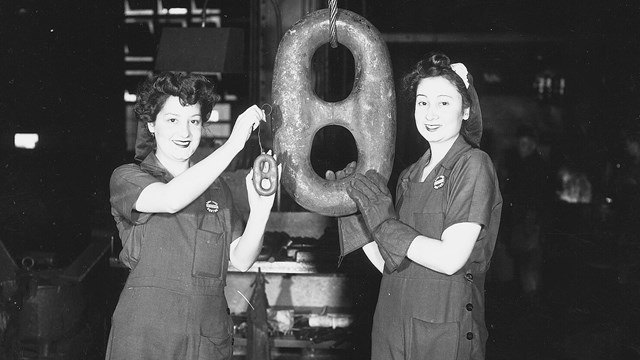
372, 219, 420, 272
337, 214, 374, 257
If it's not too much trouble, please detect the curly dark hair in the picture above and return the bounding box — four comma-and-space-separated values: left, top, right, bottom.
134, 72, 220, 126
401, 52, 472, 109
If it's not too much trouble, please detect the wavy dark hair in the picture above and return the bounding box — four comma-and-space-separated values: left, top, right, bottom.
401, 52, 481, 146
134, 72, 220, 126
401, 52, 472, 110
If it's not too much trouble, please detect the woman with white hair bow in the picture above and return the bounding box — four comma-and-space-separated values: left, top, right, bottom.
331, 52, 502, 359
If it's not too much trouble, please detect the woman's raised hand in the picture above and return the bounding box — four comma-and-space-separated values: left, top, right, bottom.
228, 105, 265, 150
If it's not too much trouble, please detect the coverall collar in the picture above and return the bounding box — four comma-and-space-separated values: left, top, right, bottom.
139, 152, 174, 182
403, 135, 473, 183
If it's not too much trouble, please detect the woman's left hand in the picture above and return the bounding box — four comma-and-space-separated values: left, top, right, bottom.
245, 159, 280, 215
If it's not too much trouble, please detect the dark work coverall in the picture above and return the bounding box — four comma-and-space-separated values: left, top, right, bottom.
106, 152, 243, 360
371, 136, 502, 360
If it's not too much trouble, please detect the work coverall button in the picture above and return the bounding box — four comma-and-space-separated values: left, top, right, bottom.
466, 303, 473, 311
466, 332, 474, 340
465, 273, 474, 281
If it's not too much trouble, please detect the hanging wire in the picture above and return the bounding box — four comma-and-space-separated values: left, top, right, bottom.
201, 0, 209, 27
258, 104, 272, 153
328, 0, 338, 48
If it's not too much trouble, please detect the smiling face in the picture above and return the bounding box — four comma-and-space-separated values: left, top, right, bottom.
414, 76, 470, 145
147, 96, 203, 165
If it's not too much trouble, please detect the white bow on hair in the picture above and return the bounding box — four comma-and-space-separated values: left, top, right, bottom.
451, 63, 470, 89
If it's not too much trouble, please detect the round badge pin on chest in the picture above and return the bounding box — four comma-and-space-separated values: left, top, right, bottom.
433, 175, 445, 190
206, 200, 219, 213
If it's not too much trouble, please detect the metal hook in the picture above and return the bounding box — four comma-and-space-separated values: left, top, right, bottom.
261, 103, 273, 117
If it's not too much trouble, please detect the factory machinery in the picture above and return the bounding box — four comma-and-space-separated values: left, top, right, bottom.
0, 211, 371, 360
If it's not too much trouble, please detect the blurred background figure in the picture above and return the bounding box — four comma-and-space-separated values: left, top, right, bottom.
612, 120, 640, 227
501, 125, 551, 302
609, 119, 640, 285
556, 166, 592, 204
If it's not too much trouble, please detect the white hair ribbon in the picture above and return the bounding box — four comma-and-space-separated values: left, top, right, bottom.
450, 63, 470, 89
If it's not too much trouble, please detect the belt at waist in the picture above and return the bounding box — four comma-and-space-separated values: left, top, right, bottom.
386, 268, 486, 287
125, 275, 226, 296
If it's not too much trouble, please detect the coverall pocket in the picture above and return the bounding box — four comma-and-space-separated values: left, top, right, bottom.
192, 229, 225, 278
409, 317, 459, 360
199, 334, 233, 360
119, 223, 145, 269
199, 304, 234, 360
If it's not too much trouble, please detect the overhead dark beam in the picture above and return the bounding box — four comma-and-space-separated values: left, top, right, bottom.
382, 32, 569, 44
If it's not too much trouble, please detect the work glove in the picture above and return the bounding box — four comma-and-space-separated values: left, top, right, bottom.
347, 170, 420, 271
336, 214, 373, 257
325, 161, 356, 181
325, 162, 374, 257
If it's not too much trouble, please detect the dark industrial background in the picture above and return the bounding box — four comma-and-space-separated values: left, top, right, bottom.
1, 0, 640, 359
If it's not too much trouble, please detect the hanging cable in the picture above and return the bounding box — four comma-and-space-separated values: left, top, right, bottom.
328, 0, 338, 48
201, 0, 209, 27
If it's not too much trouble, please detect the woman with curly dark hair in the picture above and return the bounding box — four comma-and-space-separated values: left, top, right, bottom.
332, 52, 502, 359
106, 72, 275, 359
